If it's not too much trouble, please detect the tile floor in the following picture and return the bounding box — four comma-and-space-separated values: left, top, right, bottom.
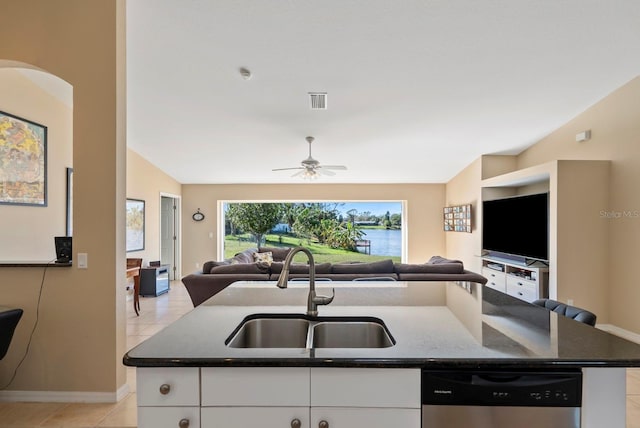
0, 281, 639, 427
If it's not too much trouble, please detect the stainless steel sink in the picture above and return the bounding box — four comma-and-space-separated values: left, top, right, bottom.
312, 320, 395, 348
225, 316, 309, 348
225, 314, 395, 349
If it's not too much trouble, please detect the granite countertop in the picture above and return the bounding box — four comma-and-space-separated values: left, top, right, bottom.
123, 280, 640, 368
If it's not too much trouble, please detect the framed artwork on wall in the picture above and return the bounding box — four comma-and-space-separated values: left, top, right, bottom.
444, 204, 472, 233
0, 110, 48, 206
126, 198, 145, 252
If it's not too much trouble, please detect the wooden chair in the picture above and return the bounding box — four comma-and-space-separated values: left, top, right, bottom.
127, 258, 143, 316
0, 308, 23, 360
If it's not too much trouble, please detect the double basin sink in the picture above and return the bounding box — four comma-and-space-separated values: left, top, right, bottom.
226, 313, 395, 349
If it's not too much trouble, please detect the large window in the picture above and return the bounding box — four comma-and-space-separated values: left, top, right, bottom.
221, 201, 404, 263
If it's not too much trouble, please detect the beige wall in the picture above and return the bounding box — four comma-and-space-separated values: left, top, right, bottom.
516, 75, 640, 332
444, 157, 482, 272
126, 148, 181, 267
0, 0, 126, 398
447, 76, 640, 332
181, 184, 446, 273
0, 69, 72, 260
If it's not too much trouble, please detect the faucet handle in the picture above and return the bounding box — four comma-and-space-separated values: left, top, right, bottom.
313, 288, 335, 306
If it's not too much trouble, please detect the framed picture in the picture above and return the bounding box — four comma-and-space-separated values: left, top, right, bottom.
126, 198, 145, 252
444, 204, 472, 233
0, 110, 48, 206
66, 167, 73, 236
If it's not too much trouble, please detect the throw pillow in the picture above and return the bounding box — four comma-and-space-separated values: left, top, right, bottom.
259, 246, 292, 262
253, 251, 273, 266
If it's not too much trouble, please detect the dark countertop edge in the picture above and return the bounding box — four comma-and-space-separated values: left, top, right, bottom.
0, 261, 71, 267
122, 355, 640, 369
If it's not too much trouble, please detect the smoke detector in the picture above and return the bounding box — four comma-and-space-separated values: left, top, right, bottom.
309, 92, 327, 110
239, 68, 252, 80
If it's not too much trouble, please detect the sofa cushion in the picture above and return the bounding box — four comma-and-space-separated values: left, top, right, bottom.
270, 262, 332, 275
232, 248, 258, 264
394, 262, 464, 274
331, 259, 395, 274
210, 262, 268, 274
428, 255, 463, 265
259, 246, 292, 262
203, 260, 231, 273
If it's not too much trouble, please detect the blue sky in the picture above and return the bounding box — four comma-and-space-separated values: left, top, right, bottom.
335, 202, 402, 216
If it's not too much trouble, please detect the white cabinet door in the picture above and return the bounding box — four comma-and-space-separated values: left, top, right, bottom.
310, 407, 420, 428
201, 407, 310, 428
138, 406, 200, 428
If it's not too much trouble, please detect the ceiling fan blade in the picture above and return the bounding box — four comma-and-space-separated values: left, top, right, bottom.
272, 167, 304, 172
319, 165, 347, 170
291, 169, 308, 177
318, 168, 336, 176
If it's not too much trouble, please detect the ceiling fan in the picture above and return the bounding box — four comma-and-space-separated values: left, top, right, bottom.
272, 136, 347, 179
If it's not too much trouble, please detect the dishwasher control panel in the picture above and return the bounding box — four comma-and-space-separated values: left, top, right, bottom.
422, 370, 582, 407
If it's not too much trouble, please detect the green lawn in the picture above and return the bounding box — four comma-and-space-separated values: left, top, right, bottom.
224, 234, 400, 263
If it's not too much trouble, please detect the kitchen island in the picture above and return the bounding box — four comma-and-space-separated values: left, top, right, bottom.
124, 281, 640, 427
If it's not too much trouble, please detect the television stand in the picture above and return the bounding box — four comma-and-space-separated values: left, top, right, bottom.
139, 264, 170, 297
481, 257, 549, 303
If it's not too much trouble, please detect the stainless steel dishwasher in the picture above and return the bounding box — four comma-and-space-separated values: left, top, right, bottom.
422, 370, 582, 428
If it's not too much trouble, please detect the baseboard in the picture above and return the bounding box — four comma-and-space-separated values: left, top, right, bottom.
0, 383, 130, 403
597, 324, 640, 345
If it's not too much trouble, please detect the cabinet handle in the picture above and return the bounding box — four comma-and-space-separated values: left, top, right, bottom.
178, 418, 189, 428
159, 383, 171, 395
319, 421, 329, 428
517, 282, 523, 286
291, 418, 302, 428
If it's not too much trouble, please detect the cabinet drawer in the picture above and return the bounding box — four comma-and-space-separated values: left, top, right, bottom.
506, 282, 538, 302
482, 268, 505, 282
310, 407, 421, 427
482, 268, 506, 292
137, 367, 199, 406
506, 275, 538, 292
138, 406, 200, 428
311, 368, 420, 408
202, 407, 310, 428
201, 367, 310, 406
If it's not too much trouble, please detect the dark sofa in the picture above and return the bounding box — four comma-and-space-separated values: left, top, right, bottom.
182, 247, 487, 307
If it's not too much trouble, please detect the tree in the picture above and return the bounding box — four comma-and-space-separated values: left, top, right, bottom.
390, 213, 402, 227
383, 211, 392, 229
226, 203, 283, 249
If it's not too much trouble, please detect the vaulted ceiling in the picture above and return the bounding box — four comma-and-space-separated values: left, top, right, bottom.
126, 0, 640, 184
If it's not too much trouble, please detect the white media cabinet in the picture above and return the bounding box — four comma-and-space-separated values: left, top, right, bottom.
481, 257, 549, 303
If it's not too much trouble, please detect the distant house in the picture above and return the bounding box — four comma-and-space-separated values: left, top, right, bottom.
271, 223, 291, 232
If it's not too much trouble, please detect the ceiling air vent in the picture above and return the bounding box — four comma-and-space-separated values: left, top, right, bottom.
309, 92, 327, 110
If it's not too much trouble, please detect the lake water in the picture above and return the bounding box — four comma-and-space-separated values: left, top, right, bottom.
359, 228, 402, 257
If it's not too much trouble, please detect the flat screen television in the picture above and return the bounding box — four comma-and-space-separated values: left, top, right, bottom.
482, 193, 549, 262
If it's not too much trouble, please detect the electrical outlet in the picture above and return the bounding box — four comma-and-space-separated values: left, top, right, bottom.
567, 299, 574, 306
77, 253, 88, 269
195, 262, 200, 268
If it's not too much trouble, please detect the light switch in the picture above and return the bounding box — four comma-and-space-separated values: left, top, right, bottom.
209, 232, 214, 239
77, 253, 88, 269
